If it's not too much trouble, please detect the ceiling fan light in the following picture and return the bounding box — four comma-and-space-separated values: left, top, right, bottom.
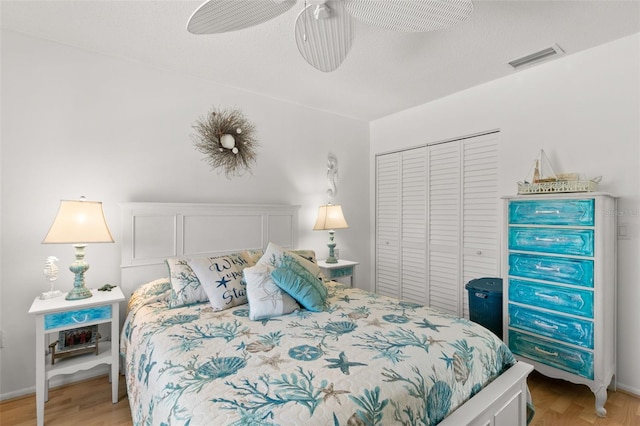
314, 5, 332, 20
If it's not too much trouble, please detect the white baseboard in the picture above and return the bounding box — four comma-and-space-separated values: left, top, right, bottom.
0, 364, 110, 401
616, 381, 640, 398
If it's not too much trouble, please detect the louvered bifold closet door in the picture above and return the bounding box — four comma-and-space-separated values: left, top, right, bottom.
428, 142, 461, 315
375, 153, 401, 298
400, 148, 428, 303
461, 134, 499, 318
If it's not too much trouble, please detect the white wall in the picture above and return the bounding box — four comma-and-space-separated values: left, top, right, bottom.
370, 33, 640, 394
0, 30, 370, 399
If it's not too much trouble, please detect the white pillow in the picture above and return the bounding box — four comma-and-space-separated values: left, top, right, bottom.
165, 258, 208, 308
244, 263, 299, 320
258, 242, 324, 282
187, 253, 252, 311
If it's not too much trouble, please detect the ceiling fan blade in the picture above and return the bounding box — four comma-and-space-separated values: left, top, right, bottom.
344, 0, 473, 32
294, 1, 354, 72
187, 0, 296, 34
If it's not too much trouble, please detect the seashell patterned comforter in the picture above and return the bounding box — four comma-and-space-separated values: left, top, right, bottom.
121, 279, 516, 425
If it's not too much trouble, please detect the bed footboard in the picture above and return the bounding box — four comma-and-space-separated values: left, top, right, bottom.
440, 361, 534, 426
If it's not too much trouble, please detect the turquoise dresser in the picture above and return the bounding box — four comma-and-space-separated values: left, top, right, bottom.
503, 193, 616, 417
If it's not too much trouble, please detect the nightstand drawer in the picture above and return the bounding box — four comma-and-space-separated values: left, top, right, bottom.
328, 266, 353, 278
509, 330, 594, 379
509, 253, 594, 288
508, 199, 594, 226
509, 304, 593, 348
44, 305, 112, 330
509, 279, 594, 318
509, 227, 594, 257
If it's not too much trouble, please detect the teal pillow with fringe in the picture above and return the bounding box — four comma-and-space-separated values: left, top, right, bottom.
270, 254, 328, 312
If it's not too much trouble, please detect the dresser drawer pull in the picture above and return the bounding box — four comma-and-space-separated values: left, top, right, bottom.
534, 292, 560, 303
534, 346, 559, 357
71, 314, 89, 323
535, 264, 560, 272
534, 320, 559, 331
535, 209, 560, 215
534, 237, 567, 243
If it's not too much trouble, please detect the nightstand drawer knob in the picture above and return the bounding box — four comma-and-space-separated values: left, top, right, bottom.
71, 314, 89, 323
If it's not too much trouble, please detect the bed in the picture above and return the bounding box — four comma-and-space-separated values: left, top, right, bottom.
119, 203, 533, 426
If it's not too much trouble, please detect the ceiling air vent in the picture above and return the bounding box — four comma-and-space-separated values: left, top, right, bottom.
508, 44, 564, 69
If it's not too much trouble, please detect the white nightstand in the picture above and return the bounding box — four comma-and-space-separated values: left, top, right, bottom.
318, 259, 359, 287
28, 287, 125, 426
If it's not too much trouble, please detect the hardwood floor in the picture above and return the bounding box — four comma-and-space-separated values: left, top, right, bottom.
1, 371, 638, 425
0, 375, 130, 426
528, 371, 640, 426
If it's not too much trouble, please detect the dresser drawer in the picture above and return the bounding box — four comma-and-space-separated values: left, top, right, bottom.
509, 253, 594, 288
509, 304, 593, 348
509, 199, 594, 226
509, 227, 594, 257
509, 279, 594, 318
44, 305, 112, 330
509, 330, 594, 379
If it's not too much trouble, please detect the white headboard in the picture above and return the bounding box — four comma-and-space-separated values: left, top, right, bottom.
120, 202, 300, 296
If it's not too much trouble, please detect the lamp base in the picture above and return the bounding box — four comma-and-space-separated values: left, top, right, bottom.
65, 244, 94, 300
65, 286, 93, 300
326, 230, 338, 263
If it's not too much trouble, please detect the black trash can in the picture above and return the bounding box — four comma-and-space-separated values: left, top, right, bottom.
465, 277, 503, 338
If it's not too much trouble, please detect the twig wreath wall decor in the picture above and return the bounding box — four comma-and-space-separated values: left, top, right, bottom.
192, 107, 258, 177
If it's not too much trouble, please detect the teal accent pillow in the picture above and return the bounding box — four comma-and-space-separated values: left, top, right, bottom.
270, 254, 328, 312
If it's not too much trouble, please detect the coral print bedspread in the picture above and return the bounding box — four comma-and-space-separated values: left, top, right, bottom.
121, 280, 516, 426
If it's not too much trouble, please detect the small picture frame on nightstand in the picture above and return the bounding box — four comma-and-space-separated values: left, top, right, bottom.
49, 325, 100, 365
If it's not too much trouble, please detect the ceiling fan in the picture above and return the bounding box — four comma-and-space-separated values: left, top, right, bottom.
187, 0, 473, 72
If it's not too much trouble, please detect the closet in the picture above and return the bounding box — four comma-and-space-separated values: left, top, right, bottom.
375, 132, 499, 317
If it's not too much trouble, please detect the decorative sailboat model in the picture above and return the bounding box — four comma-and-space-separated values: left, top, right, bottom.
517, 150, 600, 194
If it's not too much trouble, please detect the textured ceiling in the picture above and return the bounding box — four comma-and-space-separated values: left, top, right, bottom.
1, 0, 639, 121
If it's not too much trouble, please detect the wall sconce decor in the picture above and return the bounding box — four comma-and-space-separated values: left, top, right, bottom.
313, 204, 348, 263
192, 107, 258, 178
42, 197, 114, 300
326, 153, 338, 198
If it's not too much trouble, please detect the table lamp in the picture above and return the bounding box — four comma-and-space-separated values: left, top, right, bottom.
313, 204, 348, 264
42, 198, 114, 300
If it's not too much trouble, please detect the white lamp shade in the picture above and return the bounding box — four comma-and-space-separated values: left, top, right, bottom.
313, 204, 349, 231
43, 200, 114, 244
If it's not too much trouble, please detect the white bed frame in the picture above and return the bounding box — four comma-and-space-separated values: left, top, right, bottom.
119, 202, 533, 426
